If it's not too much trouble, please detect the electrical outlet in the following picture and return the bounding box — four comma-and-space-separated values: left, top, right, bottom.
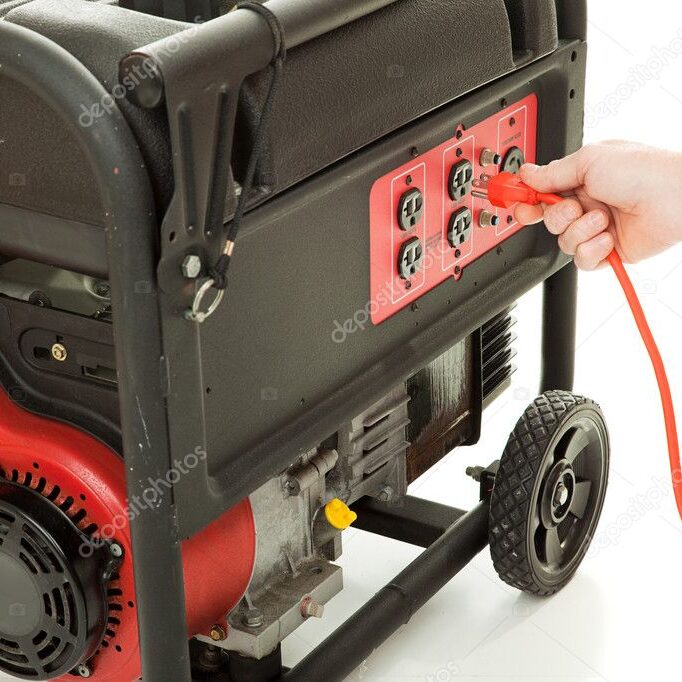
397, 188, 424, 231
447, 207, 473, 247
501, 146, 524, 174
398, 237, 423, 279
448, 160, 473, 201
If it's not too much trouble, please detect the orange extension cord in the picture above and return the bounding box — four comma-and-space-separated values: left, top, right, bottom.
481, 173, 682, 521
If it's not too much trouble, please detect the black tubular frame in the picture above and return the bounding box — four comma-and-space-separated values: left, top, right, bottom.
0, 22, 193, 681
0, 0, 585, 680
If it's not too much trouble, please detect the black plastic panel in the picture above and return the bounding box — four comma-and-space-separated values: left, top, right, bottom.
0, 296, 119, 450
162, 41, 586, 535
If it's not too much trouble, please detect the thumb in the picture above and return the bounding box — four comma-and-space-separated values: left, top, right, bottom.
520, 148, 588, 193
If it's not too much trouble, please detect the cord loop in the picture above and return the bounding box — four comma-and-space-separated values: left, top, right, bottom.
187, 1, 287, 322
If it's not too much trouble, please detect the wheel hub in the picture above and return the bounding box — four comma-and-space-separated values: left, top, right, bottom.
542, 460, 577, 526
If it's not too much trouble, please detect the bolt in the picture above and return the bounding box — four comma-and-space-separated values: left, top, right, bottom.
554, 483, 569, 507
76, 664, 92, 678
466, 466, 484, 482
182, 254, 202, 279
51, 343, 67, 362
479, 210, 500, 228
300, 597, 325, 619
284, 478, 299, 496
110, 542, 124, 559
242, 608, 264, 629
93, 280, 111, 298
377, 486, 394, 502
209, 624, 227, 641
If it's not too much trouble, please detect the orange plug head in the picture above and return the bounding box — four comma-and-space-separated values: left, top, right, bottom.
486, 172, 540, 208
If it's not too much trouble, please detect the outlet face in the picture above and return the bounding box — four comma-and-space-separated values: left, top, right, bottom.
501, 146, 525, 174
447, 207, 473, 248
448, 160, 473, 201
369, 94, 537, 324
397, 188, 424, 231
398, 237, 424, 279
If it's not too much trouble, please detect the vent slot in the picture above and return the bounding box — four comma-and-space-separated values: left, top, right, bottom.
482, 306, 517, 403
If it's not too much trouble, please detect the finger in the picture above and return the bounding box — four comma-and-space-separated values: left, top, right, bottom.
574, 233, 615, 271
557, 209, 609, 255
519, 147, 590, 192
514, 203, 543, 225
542, 198, 584, 235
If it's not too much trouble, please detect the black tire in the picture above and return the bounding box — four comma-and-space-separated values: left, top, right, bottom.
489, 390, 609, 596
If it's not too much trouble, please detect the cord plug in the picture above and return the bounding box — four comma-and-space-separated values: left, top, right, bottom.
472, 172, 559, 208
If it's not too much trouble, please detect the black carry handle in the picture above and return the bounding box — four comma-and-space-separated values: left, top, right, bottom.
555, 0, 587, 40
503, 0, 558, 61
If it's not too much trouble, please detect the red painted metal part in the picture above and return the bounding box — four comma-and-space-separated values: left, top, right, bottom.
369, 94, 538, 324
0, 388, 256, 681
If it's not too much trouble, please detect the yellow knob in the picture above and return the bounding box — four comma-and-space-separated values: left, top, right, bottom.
324, 498, 357, 530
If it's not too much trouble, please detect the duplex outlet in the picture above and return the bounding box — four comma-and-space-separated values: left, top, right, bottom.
398, 188, 424, 231
448, 159, 473, 201
447, 207, 473, 248
398, 237, 424, 279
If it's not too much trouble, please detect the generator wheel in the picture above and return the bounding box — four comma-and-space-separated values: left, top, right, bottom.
489, 391, 609, 595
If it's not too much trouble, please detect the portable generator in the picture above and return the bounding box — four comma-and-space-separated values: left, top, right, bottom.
0, 1, 609, 680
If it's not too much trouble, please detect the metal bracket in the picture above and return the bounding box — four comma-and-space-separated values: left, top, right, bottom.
120, 0, 401, 309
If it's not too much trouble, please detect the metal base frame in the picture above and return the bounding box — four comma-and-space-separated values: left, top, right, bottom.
0, 0, 584, 679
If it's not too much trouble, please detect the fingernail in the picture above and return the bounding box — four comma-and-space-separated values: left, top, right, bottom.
523, 163, 540, 173
588, 211, 606, 228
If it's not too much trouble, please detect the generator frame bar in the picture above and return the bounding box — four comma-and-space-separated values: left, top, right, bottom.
0, 22, 193, 681
351, 495, 468, 548
284, 501, 491, 681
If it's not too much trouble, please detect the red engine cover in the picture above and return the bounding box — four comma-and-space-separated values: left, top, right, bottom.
0, 388, 256, 681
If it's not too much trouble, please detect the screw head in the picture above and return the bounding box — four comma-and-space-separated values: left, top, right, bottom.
110, 542, 124, 559
51, 343, 67, 362
76, 664, 92, 678
242, 608, 264, 629
92, 280, 111, 298
209, 624, 227, 641
182, 255, 202, 279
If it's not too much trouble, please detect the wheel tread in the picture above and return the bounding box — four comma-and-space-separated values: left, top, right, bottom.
489, 391, 597, 596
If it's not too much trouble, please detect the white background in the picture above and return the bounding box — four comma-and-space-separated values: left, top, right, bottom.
4, 3, 682, 682
285, 2, 682, 681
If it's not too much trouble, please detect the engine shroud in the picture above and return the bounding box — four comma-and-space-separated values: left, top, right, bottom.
0, 481, 117, 679
0, 387, 256, 681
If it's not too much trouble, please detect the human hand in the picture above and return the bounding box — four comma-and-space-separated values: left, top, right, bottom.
514, 141, 682, 270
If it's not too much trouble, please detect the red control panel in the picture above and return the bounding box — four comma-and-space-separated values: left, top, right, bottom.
369, 94, 538, 325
